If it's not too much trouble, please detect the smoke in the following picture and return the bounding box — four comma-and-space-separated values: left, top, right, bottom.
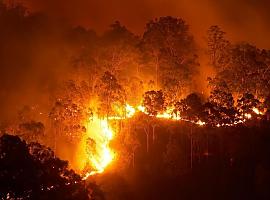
0, 5, 72, 121
18, 0, 270, 48
1, 0, 270, 120
15, 1, 270, 98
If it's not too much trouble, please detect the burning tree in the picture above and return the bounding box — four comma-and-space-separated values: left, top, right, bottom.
142, 90, 165, 116
142, 16, 198, 99
49, 99, 87, 143
174, 93, 203, 121
237, 93, 261, 117
97, 71, 126, 118
207, 25, 231, 72
212, 43, 270, 98
206, 78, 236, 124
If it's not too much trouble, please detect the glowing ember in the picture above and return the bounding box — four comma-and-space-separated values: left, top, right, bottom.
156, 112, 172, 119
252, 107, 265, 115
156, 107, 174, 119
137, 105, 146, 113
244, 113, 252, 119
196, 120, 206, 126
126, 104, 136, 118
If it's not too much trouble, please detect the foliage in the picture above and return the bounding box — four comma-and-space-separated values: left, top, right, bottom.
18, 120, 45, 142
237, 93, 260, 114
97, 71, 126, 118
142, 16, 198, 97
0, 134, 92, 199
142, 90, 165, 116
174, 93, 203, 121
49, 99, 88, 143
214, 43, 270, 98
207, 25, 231, 71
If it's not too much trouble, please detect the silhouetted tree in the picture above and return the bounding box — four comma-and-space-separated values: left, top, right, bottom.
142, 16, 198, 98
207, 80, 237, 124
207, 25, 231, 72
0, 134, 93, 199
216, 43, 270, 97
237, 93, 260, 116
142, 90, 165, 116
97, 71, 126, 118
175, 93, 203, 121
18, 121, 45, 142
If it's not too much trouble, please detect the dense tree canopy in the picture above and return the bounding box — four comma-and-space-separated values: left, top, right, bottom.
0, 134, 92, 199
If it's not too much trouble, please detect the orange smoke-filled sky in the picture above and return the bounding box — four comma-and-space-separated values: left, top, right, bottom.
17, 0, 270, 48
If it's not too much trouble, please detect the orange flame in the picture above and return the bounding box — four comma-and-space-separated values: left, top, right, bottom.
81, 116, 115, 180
252, 107, 265, 115
81, 103, 266, 179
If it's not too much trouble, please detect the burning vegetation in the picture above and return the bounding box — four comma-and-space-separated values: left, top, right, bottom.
1, 1, 270, 200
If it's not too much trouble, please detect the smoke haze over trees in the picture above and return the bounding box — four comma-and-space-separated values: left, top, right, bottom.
1, 0, 270, 199
1, 0, 270, 121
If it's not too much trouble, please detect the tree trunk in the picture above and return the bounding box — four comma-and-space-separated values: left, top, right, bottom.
54, 125, 58, 157
206, 132, 209, 162
155, 55, 159, 89
146, 132, 149, 153
190, 126, 193, 169
152, 125, 156, 142
144, 127, 149, 153
132, 151, 135, 169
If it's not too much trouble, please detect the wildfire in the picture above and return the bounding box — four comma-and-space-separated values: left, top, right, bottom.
81, 116, 115, 180
137, 105, 146, 113
156, 107, 180, 120
244, 113, 252, 119
252, 107, 265, 115
80, 104, 266, 179
196, 120, 206, 126
126, 104, 136, 118
128, 104, 203, 125
241, 107, 265, 120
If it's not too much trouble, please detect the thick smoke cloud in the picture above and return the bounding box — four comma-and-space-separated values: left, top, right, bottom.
1, 0, 270, 121
20, 0, 270, 48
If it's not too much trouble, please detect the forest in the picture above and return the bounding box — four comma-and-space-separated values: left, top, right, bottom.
1, 1, 270, 199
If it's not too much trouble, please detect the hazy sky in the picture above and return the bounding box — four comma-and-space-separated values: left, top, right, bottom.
19, 0, 270, 48
1, 0, 270, 120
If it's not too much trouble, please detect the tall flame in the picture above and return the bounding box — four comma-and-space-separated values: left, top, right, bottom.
82, 116, 115, 180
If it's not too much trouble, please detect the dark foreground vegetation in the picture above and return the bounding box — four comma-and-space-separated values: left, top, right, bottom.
0, 134, 104, 200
